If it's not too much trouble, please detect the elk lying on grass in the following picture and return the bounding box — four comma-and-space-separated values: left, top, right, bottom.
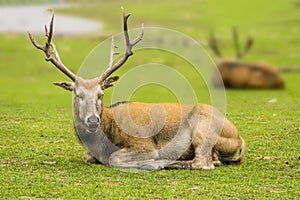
209, 28, 284, 89
28, 9, 245, 170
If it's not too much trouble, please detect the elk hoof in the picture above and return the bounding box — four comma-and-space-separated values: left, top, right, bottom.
84, 152, 100, 164
201, 165, 215, 170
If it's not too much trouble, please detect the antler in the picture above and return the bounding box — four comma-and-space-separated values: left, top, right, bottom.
28, 13, 77, 81
99, 7, 144, 85
243, 34, 253, 56
208, 30, 222, 58
232, 27, 242, 59
233, 27, 254, 59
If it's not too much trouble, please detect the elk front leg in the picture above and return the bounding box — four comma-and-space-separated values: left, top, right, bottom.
108, 149, 174, 170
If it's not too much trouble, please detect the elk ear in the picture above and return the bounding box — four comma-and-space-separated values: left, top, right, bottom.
53, 82, 75, 91
101, 76, 119, 90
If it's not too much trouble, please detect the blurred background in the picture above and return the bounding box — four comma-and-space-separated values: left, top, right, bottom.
0, 0, 299, 198
1, 0, 299, 102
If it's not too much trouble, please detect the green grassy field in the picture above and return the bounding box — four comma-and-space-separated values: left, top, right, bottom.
1, 0, 300, 199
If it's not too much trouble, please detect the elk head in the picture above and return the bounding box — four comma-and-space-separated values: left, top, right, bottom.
28, 8, 144, 133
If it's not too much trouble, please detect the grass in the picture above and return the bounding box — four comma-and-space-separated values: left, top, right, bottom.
0, 0, 300, 199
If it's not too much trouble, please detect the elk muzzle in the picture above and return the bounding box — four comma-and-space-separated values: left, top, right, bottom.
86, 114, 100, 132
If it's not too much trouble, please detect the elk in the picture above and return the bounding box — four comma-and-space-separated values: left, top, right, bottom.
209, 28, 284, 89
28, 9, 245, 170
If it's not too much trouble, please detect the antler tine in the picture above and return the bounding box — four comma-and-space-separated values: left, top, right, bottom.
99, 7, 144, 82
243, 35, 254, 55
108, 36, 119, 68
208, 30, 222, 58
28, 13, 77, 81
232, 27, 242, 59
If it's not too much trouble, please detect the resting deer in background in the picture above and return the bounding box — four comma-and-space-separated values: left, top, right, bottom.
209, 28, 284, 89
28, 9, 245, 170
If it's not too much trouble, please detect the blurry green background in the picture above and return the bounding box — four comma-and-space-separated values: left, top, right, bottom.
0, 0, 299, 199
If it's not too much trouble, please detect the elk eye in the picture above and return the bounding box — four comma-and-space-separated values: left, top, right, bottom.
97, 93, 103, 100
76, 93, 84, 100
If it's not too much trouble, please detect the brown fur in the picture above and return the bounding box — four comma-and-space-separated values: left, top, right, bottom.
213, 59, 284, 89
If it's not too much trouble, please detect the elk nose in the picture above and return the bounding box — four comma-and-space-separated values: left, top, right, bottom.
87, 115, 100, 124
